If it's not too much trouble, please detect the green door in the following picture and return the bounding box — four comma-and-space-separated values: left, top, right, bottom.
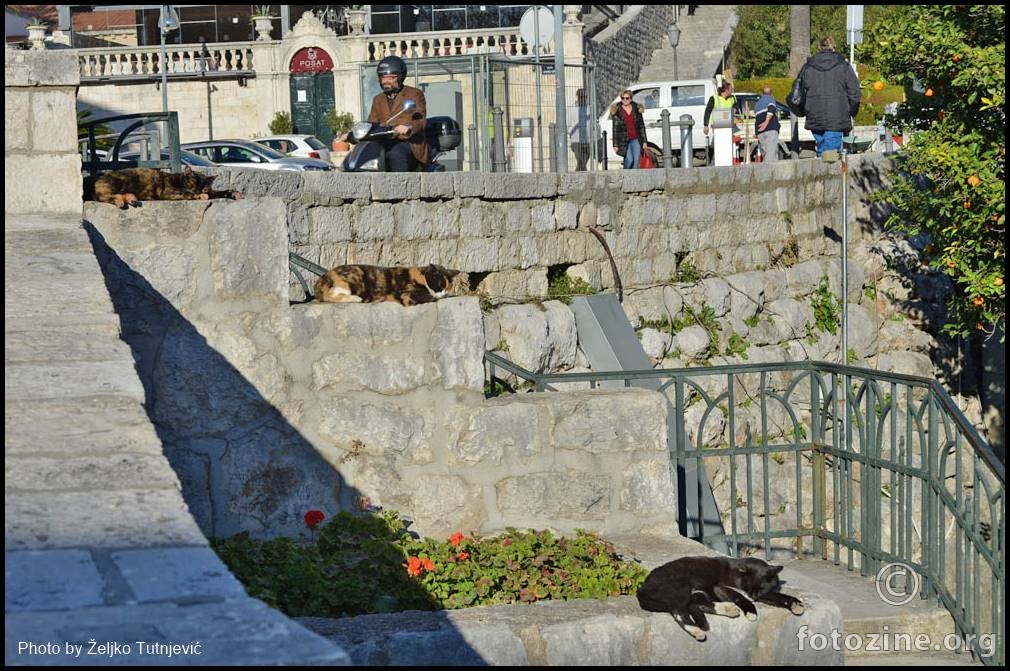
289, 73, 336, 143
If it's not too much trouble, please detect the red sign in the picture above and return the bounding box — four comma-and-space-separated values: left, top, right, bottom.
290, 47, 333, 73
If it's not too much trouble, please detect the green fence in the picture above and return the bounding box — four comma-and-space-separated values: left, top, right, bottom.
485, 353, 1004, 665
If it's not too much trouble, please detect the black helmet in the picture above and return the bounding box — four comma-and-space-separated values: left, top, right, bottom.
376, 55, 407, 88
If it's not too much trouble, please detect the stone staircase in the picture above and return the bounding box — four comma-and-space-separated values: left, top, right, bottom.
637, 5, 738, 82
781, 559, 985, 666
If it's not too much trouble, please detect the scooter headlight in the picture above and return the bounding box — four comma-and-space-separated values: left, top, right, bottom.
351, 121, 371, 141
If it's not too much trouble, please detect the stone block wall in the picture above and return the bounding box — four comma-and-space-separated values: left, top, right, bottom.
82, 154, 908, 544
216, 156, 881, 308
4, 50, 82, 215
84, 199, 678, 541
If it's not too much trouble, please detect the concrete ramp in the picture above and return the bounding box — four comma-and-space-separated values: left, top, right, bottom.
571, 294, 727, 552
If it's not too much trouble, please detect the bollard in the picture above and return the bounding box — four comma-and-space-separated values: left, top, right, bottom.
467, 123, 478, 171
601, 129, 608, 170
491, 106, 507, 173
548, 122, 557, 172
680, 114, 694, 168
660, 109, 673, 169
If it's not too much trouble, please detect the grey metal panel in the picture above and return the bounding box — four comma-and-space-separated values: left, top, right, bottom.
571, 293, 727, 552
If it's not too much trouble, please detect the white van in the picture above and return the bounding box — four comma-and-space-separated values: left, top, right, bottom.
598, 78, 717, 167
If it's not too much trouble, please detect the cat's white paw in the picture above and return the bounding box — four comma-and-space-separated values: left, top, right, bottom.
745, 611, 758, 621
685, 625, 707, 642
790, 602, 805, 615
714, 602, 741, 618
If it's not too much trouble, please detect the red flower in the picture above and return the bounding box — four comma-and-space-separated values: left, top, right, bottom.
449, 532, 465, 546
501, 537, 512, 547
421, 557, 435, 572
303, 509, 325, 529
458, 552, 469, 561
406, 556, 422, 576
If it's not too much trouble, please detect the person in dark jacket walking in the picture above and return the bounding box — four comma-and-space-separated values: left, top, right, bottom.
610, 90, 647, 169
798, 36, 861, 159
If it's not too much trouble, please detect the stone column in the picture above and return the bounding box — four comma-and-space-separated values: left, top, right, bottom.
4, 50, 82, 216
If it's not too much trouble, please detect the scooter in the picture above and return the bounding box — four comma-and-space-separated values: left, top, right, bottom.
341, 99, 462, 172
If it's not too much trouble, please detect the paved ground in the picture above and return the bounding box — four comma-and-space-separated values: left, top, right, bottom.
4, 213, 349, 666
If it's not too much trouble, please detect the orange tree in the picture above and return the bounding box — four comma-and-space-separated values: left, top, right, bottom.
864, 5, 1004, 339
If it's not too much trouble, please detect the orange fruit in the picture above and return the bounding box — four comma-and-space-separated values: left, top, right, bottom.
996, 278, 1004, 287
973, 296, 985, 307
925, 88, 934, 97
946, 259, 956, 269
873, 81, 885, 91
967, 175, 981, 187
952, 54, 961, 63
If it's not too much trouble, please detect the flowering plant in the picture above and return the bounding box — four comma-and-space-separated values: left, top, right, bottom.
212, 510, 647, 618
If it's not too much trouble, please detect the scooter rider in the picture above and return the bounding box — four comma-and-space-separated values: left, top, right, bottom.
366, 55, 428, 172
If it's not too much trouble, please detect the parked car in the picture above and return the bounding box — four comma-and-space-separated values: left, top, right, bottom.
181, 140, 333, 171
116, 148, 219, 169
256, 134, 332, 164
598, 79, 718, 167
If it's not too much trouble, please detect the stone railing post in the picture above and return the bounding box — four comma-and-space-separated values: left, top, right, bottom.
4, 50, 81, 215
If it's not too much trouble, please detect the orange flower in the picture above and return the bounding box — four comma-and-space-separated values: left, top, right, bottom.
967, 175, 981, 188
458, 551, 469, 561
406, 556, 422, 576
421, 557, 435, 572
449, 531, 465, 546
973, 296, 985, 307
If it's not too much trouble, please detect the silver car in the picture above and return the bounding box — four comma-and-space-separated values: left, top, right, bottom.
181, 139, 332, 171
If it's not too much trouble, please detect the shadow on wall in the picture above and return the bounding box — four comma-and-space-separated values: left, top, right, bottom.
82, 220, 345, 540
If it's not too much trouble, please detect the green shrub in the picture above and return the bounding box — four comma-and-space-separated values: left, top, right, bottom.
268, 111, 294, 135
325, 109, 355, 136
212, 510, 647, 618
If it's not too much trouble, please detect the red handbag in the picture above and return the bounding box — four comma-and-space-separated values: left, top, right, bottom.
640, 151, 656, 169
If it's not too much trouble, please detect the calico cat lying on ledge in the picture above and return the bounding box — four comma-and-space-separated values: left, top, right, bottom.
87, 167, 241, 209
313, 264, 462, 307
636, 556, 804, 641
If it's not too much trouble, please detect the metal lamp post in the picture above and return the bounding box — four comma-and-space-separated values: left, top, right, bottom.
200, 38, 214, 140
158, 5, 180, 114
668, 22, 681, 79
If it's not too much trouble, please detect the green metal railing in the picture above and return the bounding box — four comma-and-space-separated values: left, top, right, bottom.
80, 112, 182, 175
485, 353, 1004, 665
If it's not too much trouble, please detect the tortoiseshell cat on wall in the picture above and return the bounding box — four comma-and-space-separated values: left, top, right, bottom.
87, 167, 241, 209
313, 264, 461, 306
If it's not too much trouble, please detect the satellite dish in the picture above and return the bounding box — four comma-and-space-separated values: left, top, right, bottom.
519, 6, 554, 48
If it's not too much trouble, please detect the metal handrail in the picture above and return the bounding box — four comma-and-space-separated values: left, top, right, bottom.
484, 352, 1004, 665
80, 112, 182, 174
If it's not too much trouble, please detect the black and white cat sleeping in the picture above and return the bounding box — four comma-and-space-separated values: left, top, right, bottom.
636, 556, 804, 641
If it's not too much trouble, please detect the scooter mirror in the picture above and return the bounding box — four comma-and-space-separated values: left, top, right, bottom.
384, 99, 417, 125
351, 121, 372, 141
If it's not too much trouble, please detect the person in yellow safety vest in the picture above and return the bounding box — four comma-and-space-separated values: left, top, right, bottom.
702, 80, 740, 137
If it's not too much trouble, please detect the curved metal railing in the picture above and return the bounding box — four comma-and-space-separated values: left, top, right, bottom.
484, 353, 1004, 665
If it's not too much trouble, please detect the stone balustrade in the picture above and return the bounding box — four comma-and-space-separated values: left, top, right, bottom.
78, 42, 256, 80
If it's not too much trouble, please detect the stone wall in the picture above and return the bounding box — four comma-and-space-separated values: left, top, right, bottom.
83, 153, 981, 544
84, 198, 677, 541
218, 157, 873, 307
4, 50, 82, 215
586, 6, 676, 117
